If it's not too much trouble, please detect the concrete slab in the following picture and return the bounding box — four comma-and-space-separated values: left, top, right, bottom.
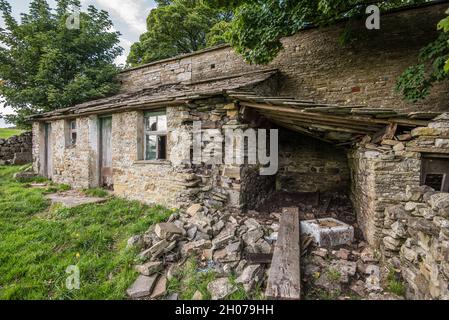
301, 218, 354, 247
45, 190, 107, 208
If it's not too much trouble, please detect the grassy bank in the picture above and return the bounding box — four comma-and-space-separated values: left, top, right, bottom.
0, 128, 25, 139
0, 165, 171, 299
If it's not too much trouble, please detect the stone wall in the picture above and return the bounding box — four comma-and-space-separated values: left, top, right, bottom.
32, 96, 278, 209
278, 129, 350, 193
119, 2, 449, 113
0, 131, 32, 165
348, 113, 449, 299
382, 190, 449, 299
350, 114, 449, 246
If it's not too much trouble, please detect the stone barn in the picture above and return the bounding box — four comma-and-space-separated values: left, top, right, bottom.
29, 2, 449, 299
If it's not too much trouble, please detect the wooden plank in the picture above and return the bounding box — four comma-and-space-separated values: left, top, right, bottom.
372, 123, 397, 144
266, 207, 301, 300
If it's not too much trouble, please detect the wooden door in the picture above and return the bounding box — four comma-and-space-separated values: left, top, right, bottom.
100, 117, 113, 188
44, 123, 53, 178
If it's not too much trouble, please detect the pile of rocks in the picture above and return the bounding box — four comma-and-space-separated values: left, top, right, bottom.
126, 203, 278, 300
0, 131, 32, 165
302, 244, 403, 300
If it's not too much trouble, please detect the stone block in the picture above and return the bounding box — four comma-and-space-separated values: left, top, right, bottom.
300, 218, 354, 247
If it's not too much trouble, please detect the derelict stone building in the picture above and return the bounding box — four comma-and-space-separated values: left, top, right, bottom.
30, 2, 449, 299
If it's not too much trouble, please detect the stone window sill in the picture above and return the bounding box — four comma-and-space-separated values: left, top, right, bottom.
134, 160, 171, 165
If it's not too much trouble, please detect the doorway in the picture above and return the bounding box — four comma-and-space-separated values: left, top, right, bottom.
99, 117, 113, 189
44, 123, 53, 178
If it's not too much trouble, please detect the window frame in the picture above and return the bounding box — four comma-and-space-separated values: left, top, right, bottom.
143, 110, 167, 161
421, 155, 449, 192
66, 119, 77, 147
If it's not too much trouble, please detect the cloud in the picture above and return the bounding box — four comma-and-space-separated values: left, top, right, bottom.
92, 0, 153, 33
115, 37, 133, 66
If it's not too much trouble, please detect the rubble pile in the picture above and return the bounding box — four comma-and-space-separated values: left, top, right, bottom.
126, 203, 279, 300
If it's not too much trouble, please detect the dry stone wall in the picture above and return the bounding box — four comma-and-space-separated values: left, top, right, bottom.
349, 113, 449, 299
0, 131, 32, 165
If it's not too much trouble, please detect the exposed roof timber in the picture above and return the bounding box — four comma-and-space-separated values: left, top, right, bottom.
232, 94, 442, 144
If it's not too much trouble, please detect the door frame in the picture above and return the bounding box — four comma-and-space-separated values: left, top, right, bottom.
44, 122, 53, 178
98, 115, 113, 188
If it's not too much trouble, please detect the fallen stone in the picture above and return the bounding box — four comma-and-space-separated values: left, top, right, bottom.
192, 290, 203, 300
126, 274, 158, 299
135, 261, 163, 276
186, 203, 202, 215
244, 218, 261, 231
154, 222, 184, 240
127, 235, 144, 249
236, 264, 264, 292
242, 228, 264, 245
312, 248, 328, 258
207, 278, 237, 300
429, 193, 449, 211
186, 226, 198, 240
333, 248, 350, 260
150, 275, 167, 299
181, 239, 212, 256
149, 239, 169, 258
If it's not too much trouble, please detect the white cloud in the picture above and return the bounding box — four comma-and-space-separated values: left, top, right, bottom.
115, 37, 133, 66
93, 0, 153, 33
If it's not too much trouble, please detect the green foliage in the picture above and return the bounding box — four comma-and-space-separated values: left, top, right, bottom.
167, 256, 217, 300
215, 0, 426, 65
0, 165, 171, 299
127, 0, 231, 66
0, 128, 24, 139
0, 0, 123, 128
396, 12, 449, 102
386, 269, 406, 297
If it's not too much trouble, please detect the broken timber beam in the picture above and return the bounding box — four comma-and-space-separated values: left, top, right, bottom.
265, 207, 301, 300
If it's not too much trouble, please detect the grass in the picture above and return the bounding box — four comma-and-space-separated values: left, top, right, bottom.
0, 128, 25, 139
167, 257, 217, 300
83, 188, 110, 198
386, 269, 406, 297
0, 165, 172, 300
167, 257, 265, 300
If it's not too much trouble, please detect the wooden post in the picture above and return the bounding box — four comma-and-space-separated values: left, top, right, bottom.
265, 207, 301, 300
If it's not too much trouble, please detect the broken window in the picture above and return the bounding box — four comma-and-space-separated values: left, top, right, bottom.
144, 110, 167, 160
421, 156, 449, 192
65, 119, 77, 146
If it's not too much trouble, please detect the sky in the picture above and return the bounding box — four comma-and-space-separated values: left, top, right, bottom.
0, 0, 156, 127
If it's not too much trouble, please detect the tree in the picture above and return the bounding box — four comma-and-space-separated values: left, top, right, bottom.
206, 0, 448, 101
396, 8, 449, 101
127, 0, 231, 66
0, 0, 123, 128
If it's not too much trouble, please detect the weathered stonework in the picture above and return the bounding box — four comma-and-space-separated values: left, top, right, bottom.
119, 3, 449, 113
0, 131, 32, 165
278, 130, 350, 193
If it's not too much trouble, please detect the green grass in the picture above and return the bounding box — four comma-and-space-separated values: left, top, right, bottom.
0, 165, 172, 300
167, 257, 217, 300
83, 188, 110, 198
386, 269, 406, 297
0, 128, 25, 139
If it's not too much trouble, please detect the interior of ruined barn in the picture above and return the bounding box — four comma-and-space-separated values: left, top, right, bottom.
235, 92, 446, 299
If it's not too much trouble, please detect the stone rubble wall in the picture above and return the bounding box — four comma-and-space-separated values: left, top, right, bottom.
349, 113, 449, 299
119, 3, 448, 113
382, 190, 449, 299
0, 131, 32, 165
